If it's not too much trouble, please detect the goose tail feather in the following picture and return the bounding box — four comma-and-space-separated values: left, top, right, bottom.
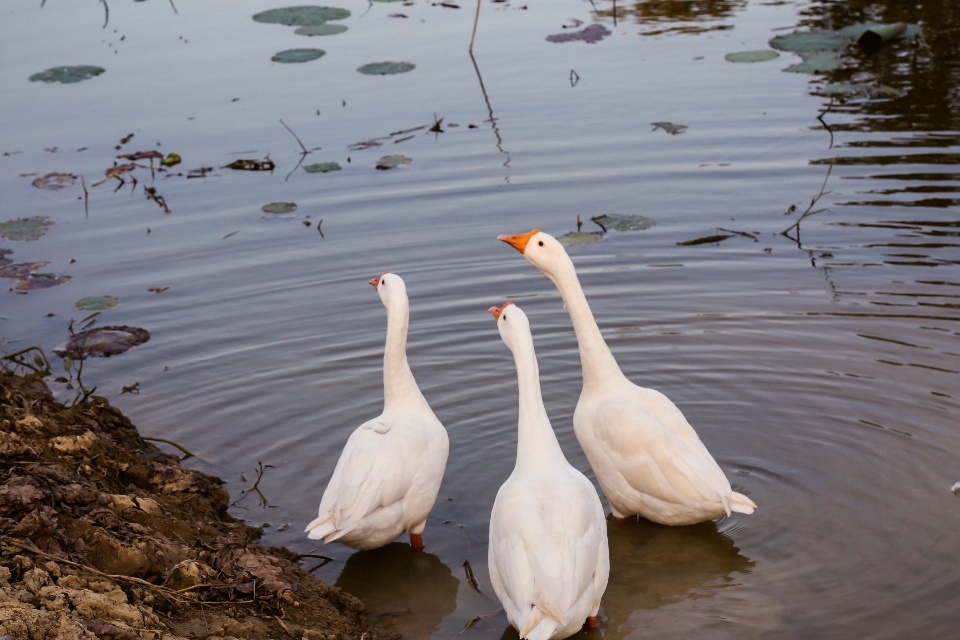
730, 492, 757, 515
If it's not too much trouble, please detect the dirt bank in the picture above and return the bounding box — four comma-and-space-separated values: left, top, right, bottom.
0, 372, 398, 640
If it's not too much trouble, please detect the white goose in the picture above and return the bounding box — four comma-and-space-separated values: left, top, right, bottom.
487, 302, 609, 640
305, 272, 449, 550
498, 230, 756, 525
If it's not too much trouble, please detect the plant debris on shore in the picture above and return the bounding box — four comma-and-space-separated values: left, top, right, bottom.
0, 372, 398, 640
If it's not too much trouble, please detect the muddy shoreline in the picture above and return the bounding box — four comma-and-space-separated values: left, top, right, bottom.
0, 372, 397, 640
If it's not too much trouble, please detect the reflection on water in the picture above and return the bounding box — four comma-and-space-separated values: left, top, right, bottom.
592, 0, 747, 36
603, 517, 752, 625
334, 543, 459, 638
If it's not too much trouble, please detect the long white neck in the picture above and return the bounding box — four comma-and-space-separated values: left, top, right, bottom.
382, 299, 431, 414
548, 259, 625, 391
509, 329, 567, 471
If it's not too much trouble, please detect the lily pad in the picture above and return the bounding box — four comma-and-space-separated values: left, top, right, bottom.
357, 61, 415, 75
769, 31, 849, 53
838, 22, 920, 41
304, 162, 342, 173
0, 216, 53, 241
53, 325, 150, 359
591, 214, 655, 232
784, 51, 842, 74
14, 274, 71, 292
557, 231, 603, 246
546, 24, 611, 44
272, 48, 326, 63
76, 296, 118, 311
725, 50, 779, 63
677, 234, 734, 246
0, 262, 49, 280
262, 202, 298, 213
253, 6, 350, 26
161, 153, 182, 167
375, 155, 412, 170
32, 173, 76, 190
817, 83, 904, 99
295, 23, 348, 36
29, 65, 105, 84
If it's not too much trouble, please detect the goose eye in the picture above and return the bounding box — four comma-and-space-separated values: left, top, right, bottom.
502, 314, 507, 321
538, 241, 543, 246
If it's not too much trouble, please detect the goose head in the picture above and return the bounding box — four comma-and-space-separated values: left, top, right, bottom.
489, 301, 530, 353
497, 229, 574, 284
369, 271, 408, 308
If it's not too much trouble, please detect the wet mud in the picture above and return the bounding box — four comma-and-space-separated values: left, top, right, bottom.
0, 372, 397, 640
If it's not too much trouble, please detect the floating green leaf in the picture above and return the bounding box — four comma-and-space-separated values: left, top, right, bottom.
295, 23, 348, 36
29, 65, 105, 84
557, 231, 603, 246
591, 214, 655, 232
262, 202, 298, 213
769, 31, 848, 53
253, 6, 350, 26
724, 50, 779, 63
272, 48, 326, 63
161, 153, 182, 167
816, 83, 904, 99
375, 155, 412, 170
304, 162, 342, 173
838, 22, 920, 41
677, 234, 734, 246
32, 173, 75, 190
357, 61, 415, 75
0, 217, 53, 241
224, 158, 276, 171
76, 296, 118, 311
53, 326, 150, 358
784, 51, 842, 74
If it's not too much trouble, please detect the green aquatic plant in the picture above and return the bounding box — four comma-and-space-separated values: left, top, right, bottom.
0, 217, 53, 241
76, 296, 118, 311
357, 61, 415, 75
29, 65, 105, 84
295, 23, 348, 36
724, 50, 779, 63
253, 6, 350, 26
272, 48, 326, 63
304, 162, 342, 173
262, 202, 298, 213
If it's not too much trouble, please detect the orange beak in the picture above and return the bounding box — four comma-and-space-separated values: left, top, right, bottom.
369, 271, 389, 288
497, 229, 539, 254
488, 301, 515, 322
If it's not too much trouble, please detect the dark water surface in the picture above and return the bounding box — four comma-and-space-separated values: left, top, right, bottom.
2, 0, 959, 638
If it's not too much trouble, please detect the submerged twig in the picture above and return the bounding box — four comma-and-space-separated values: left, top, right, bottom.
280, 119, 310, 154
781, 156, 836, 240
100, 0, 109, 28
80, 173, 89, 218
469, 51, 509, 160
469, 0, 481, 52
454, 608, 503, 637
242, 461, 274, 494
817, 97, 835, 149
462, 559, 480, 592
143, 436, 196, 459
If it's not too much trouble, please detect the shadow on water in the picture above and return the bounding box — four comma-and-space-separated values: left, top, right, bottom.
603, 517, 753, 624
591, 0, 748, 36
334, 543, 459, 638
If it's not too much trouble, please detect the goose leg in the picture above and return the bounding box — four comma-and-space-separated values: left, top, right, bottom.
585, 616, 598, 629
410, 532, 424, 549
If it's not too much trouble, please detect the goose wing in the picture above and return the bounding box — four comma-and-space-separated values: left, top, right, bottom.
307, 415, 418, 540
593, 402, 730, 507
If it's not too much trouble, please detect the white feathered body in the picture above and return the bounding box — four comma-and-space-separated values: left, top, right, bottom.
489, 461, 609, 640
574, 377, 755, 525
307, 409, 448, 549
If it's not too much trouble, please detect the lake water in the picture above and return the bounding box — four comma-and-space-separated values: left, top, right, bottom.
2, 0, 959, 638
